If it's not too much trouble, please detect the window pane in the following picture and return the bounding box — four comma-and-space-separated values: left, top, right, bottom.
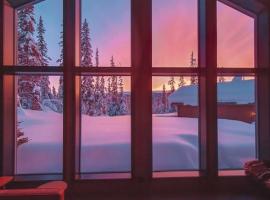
152, 76, 199, 172
80, 0, 131, 67
152, 0, 198, 67
16, 75, 63, 174
80, 76, 131, 174
217, 2, 255, 68
16, 0, 63, 66
217, 76, 256, 169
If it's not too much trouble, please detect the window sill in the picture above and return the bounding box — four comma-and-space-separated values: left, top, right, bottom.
76, 173, 131, 180
218, 170, 245, 177
153, 171, 200, 178
14, 174, 63, 182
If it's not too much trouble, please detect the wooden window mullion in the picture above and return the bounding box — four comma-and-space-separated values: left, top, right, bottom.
198, 0, 218, 178
131, 0, 152, 180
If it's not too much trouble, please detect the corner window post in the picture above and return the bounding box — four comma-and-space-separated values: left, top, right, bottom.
257, 10, 270, 160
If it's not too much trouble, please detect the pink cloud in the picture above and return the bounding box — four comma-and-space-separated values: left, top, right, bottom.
217, 2, 255, 68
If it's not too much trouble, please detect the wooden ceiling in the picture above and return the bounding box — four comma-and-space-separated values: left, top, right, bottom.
6, 0, 43, 8
6, 0, 270, 10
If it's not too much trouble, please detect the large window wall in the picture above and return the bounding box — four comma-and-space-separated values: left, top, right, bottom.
1, 0, 270, 182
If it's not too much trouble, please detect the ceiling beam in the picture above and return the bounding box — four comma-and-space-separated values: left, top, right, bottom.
6, 0, 44, 9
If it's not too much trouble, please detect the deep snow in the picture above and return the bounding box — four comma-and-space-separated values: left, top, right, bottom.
16, 109, 255, 174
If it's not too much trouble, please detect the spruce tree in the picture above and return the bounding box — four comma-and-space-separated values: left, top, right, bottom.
190, 51, 198, 85
178, 76, 185, 88
80, 19, 95, 115
161, 84, 168, 113
52, 86, 57, 98
37, 16, 51, 66
118, 76, 128, 115
218, 67, 225, 82
37, 16, 52, 104
17, 4, 43, 110
17, 4, 42, 66
95, 48, 99, 67
81, 19, 93, 67
107, 56, 120, 116
56, 24, 64, 113
168, 76, 175, 94
57, 24, 64, 66
100, 76, 107, 115
17, 121, 29, 147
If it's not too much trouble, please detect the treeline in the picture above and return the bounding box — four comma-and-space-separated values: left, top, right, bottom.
17, 4, 130, 116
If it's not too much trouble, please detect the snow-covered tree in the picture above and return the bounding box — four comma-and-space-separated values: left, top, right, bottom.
81, 19, 93, 67
100, 76, 107, 115
81, 75, 95, 115
37, 16, 52, 104
16, 121, 29, 147
118, 76, 128, 115
58, 76, 64, 100
57, 24, 64, 66
17, 5, 43, 110
178, 76, 185, 88
190, 51, 198, 85
56, 25, 64, 111
107, 56, 120, 116
168, 76, 175, 94
52, 86, 57, 98
161, 84, 168, 113
218, 76, 225, 83
95, 48, 99, 67
17, 5, 42, 66
37, 16, 51, 66
80, 19, 95, 115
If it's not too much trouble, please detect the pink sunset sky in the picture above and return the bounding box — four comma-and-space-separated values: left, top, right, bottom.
42, 0, 254, 91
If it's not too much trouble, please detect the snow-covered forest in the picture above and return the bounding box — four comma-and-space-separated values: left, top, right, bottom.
15, 3, 255, 175
16, 4, 130, 117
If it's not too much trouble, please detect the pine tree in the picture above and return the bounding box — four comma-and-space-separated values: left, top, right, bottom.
161, 84, 168, 113
168, 76, 175, 94
58, 76, 64, 99
52, 86, 57, 98
17, 121, 30, 147
190, 51, 198, 85
93, 48, 107, 116
118, 76, 128, 115
37, 16, 52, 105
81, 19, 93, 67
37, 16, 51, 66
178, 76, 185, 88
100, 76, 107, 115
56, 24, 64, 112
17, 4, 43, 110
80, 19, 95, 115
218, 76, 225, 83
95, 48, 99, 67
57, 24, 64, 66
218, 67, 225, 82
107, 56, 120, 116
17, 4, 42, 66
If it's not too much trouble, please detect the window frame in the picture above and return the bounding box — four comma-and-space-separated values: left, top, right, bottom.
0, 0, 269, 186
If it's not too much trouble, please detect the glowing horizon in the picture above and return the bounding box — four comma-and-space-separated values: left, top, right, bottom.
17, 0, 255, 91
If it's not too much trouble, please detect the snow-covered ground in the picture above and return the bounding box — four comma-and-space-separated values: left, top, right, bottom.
16, 109, 255, 174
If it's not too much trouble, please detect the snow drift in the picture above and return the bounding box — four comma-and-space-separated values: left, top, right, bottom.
16, 109, 255, 174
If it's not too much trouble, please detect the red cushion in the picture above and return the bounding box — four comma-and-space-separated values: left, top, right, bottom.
0, 188, 64, 200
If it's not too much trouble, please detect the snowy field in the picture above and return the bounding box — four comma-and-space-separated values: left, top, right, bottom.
16, 109, 255, 174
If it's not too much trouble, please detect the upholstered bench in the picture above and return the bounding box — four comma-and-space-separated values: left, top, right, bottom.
0, 180, 67, 200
